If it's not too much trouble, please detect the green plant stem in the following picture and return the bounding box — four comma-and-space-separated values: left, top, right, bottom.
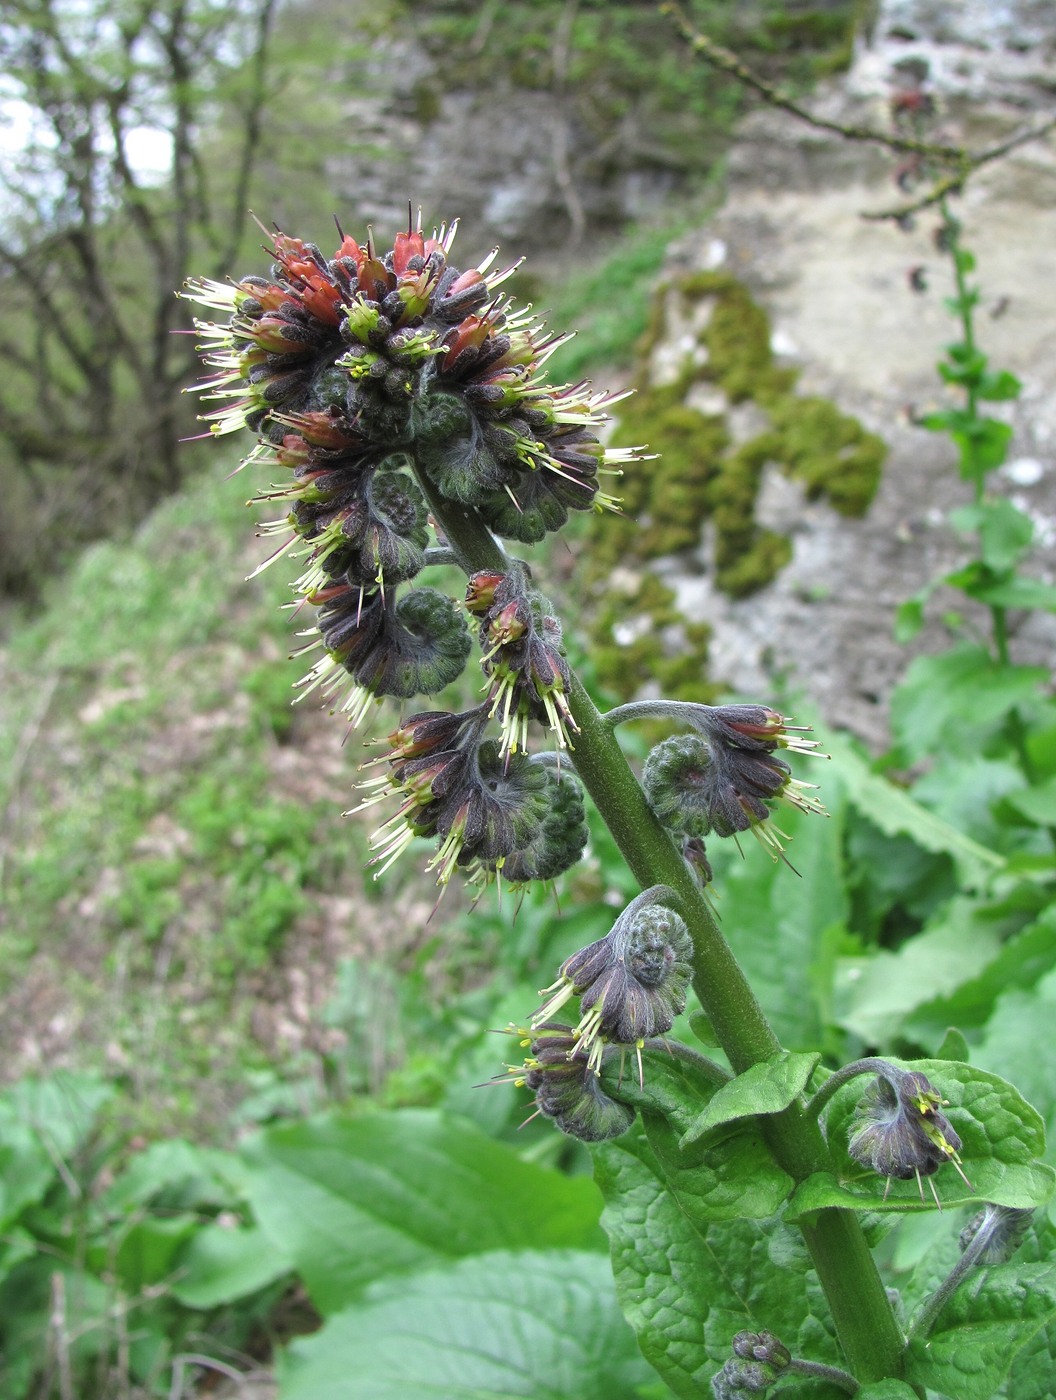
940, 202, 1041, 792
907, 1205, 1000, 1343
415, 477, 907, 1384
788, 1357, 860, 1394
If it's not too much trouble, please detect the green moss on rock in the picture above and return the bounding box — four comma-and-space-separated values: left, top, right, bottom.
582, 265, 886, 695
591, 571, 718, 706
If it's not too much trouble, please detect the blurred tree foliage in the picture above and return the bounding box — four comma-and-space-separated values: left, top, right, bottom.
0, 0, 279, 595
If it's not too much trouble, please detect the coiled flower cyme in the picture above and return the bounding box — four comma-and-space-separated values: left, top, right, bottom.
532, 885, 693, 1088
641, 704, 827, 862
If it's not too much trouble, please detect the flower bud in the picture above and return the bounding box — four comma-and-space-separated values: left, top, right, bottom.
520, 1025, 635, 1143
959, 1205, 1033, 1264
847, 1064, 971, 1204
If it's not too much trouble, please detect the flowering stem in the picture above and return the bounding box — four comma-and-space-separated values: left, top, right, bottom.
418, 484, 906, 1383
788, 1357, 860, 1394
907, 1205, 1003, 1343
805, 1058, 897, 1122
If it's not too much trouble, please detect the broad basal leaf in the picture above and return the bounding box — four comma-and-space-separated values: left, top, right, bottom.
277, 1249, 653, 1400
240, 1108, 605, 1313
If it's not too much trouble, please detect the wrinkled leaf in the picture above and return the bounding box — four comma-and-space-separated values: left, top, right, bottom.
681, 1051, 819, 1144
277, 1249, 653, 1400
601, 1044, 791, 1222
594, 1123, 840, 1399
906, 1261, 1056, 1400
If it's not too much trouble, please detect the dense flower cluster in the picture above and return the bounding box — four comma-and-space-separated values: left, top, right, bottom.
465, 568, 576, 755
508, 1023, 636, 1143
642, 705, 826, 860
356, 705, 588, 885
183, 213, 637, 884
848, 1064, 972, 1205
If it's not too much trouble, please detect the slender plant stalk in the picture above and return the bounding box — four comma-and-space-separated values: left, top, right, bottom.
417, 470, 908, 1384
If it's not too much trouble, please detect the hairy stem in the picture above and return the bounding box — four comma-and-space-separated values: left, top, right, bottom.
416, 479, 907, 1383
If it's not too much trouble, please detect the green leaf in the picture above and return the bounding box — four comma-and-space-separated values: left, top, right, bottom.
977, 497, 1034, 571
857, 1383, 920, 1400
1004, 1316, 1056, 1399
681, 1051, 820, 1144
1003, 774, 1056, 826
893, 596, 925, 642
826, 731, 1003, 882
954, 417, 1014, 478
600, 1045, 792, 1222
920, 408, 972, 436
904, 904, 1056, 1043
276, 1249, 653, 1400
890, 643, 1049, 763
594, 1123, 841, 1399
935, 1027, 970, 1062
976, 368, 1022, 401
0, 1073, 114, 1230
787, 1059, 1055, 1219
109, 1215, 200, 1294
974, 963, 1056, 1144
170, 1222, 293, 1308
101, 1138, 247, 1213
906, 1261, 1056, 1400
968, 576, 1056, 611
241, 1109, 605, 1313
602, 1042, 730, 1140
835, 897, 1004, 1046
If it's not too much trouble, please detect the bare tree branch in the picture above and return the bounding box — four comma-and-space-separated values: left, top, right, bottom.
661, 0, 1056, 222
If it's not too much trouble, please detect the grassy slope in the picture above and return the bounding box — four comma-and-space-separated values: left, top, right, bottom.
0, 458, 477, 1134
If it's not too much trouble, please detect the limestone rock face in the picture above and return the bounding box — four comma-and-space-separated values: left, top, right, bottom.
635, 0, 1056, 744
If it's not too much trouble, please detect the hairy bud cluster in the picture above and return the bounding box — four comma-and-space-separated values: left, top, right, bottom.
848, 1064, 972, 1204
466, 569, 576, 754
515, 1024, 636, 1143
642, 705, 825, 860
358, 706, 587, 886
710, 1330, 792, 1397
533, 887, 693, 1080
182, 213, 646, 898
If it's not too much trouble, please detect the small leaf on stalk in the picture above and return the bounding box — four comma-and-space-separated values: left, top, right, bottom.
681, 1051, 820, 1144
